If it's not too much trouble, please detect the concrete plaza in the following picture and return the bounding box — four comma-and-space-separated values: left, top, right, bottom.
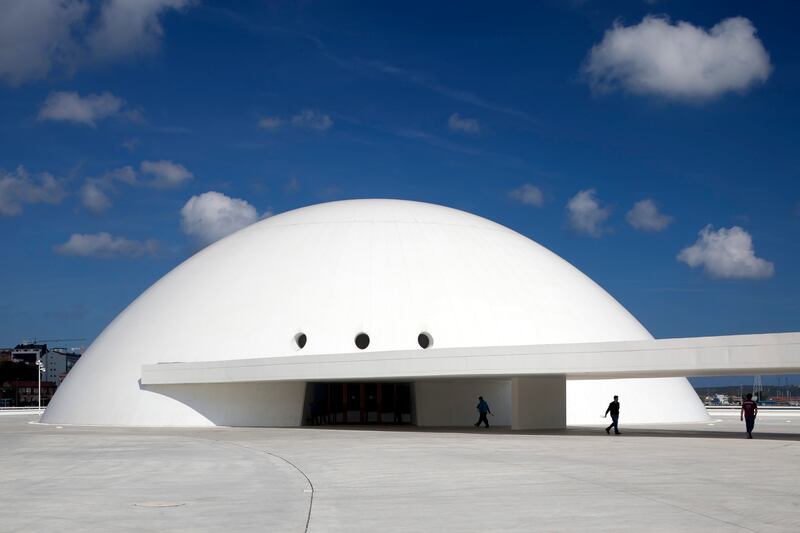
3, 412, 800, 532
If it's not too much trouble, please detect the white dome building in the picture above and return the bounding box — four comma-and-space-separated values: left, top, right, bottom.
42, 199, 708, 427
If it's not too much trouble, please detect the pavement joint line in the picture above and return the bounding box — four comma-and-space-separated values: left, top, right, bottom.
203, 438, 315, 533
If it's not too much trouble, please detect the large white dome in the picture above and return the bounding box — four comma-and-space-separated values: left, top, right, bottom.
43, 199, 707, 426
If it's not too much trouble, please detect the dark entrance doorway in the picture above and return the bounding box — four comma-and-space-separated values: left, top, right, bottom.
304, 382, 413, 425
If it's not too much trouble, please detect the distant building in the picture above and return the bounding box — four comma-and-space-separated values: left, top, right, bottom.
6, 344, 81, 386
0, 349, 12, 363
11, 343, 48, 364
41, 349, 81, 385
2, 381, 57, 407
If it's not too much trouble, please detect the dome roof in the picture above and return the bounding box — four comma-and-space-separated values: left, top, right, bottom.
43, 199, 706, 426
148, 198, 650, 356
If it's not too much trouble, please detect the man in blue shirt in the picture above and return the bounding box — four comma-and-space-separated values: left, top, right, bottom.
475, 396, 491, 428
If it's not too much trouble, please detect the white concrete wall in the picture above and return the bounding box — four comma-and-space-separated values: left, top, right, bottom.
415, 379, 511, 427
512, 377, 566, 430
567, 377, 708, 425
143, 382, 306, 427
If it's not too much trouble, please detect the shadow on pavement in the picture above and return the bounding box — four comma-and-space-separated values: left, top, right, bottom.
296, 423, 800, 441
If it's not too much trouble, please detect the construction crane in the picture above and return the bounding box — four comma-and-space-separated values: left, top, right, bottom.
753, 375, 764, 401
23, 338, 85, 344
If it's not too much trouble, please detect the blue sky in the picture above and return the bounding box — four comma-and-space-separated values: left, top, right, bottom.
1, 1, 799, 386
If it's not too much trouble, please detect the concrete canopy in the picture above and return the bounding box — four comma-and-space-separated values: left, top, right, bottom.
42, 199, 707, 426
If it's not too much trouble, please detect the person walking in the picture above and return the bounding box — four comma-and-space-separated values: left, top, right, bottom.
741, 393, 758, 439
604, 395, 621, 435
474, 396, 491, 428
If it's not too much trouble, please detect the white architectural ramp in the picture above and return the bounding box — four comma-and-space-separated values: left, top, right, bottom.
140, 332, 800, 430
141, 332, 800, 384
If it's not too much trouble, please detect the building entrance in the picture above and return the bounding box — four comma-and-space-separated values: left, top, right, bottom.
304, 382, 413, 425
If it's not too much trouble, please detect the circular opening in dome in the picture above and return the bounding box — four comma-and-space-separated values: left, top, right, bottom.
418, 332, 432, 349
355, 333, 370, 350
294, 333, 307, 349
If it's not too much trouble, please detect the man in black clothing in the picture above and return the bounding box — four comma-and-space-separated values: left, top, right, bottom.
741, 393, 758, 439
604, 395, 620, 435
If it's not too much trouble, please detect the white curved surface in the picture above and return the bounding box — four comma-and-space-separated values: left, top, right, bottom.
42, 199, 707, 426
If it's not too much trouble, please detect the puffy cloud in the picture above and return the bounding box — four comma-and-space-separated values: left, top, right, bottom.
55, 232, 159, 258
139, 160, 193, 189
566, 189, 611, 237
0, 166, 66, 216
38, 91, 128, 127
79, 181, 112, 214
87, 0, 193, 62
109, 165, 138, 185
77, 162, 187, 213
258, 116, 282, 130
0, 0, 192, 86
583, 16, 772, 100
291, 110, 333, 131
447, 113, 480, 134
677, 225, 774, 279
626, 199, 673, 231
509, 183, 544, 207
77, 166, 137, 214
0, 0, 88, 85
180, 191, 259, 247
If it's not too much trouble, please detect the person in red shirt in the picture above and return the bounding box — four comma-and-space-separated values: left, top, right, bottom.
740, 393, 758, 439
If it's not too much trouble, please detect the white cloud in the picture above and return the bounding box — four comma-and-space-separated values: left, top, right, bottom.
38, 91, 128, 127
258, 116, 282, 130
78, 162, 185, 213
0, 166, 66, 216
677, 225, 774, 279
0, 0, 88, 86
0, 0, 192, 86
111, 166, 138, 185
180, 191, 259, 247
448, 113, 480, 134
626, 198, 673, 231
291, 110, 333, 131
79, 166, 137, 214
79, 181, 112, 214
583, 16, 772, 100
55, 232, 159, 258
88, 0, 193, 62
140, 160, 193, 189
509, 183, 544, 207
566, 189, 611, 237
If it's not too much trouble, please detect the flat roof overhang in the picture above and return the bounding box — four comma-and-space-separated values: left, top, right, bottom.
140, 332, 800, 385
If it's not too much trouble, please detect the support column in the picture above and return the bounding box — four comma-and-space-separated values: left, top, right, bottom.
376, 384, 383, 424
512, 376, 566, 430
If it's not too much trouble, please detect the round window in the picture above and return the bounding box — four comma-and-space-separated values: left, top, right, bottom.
294, 333, 307, 349
355, 332, 370, 350
418, 332, 432, 349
